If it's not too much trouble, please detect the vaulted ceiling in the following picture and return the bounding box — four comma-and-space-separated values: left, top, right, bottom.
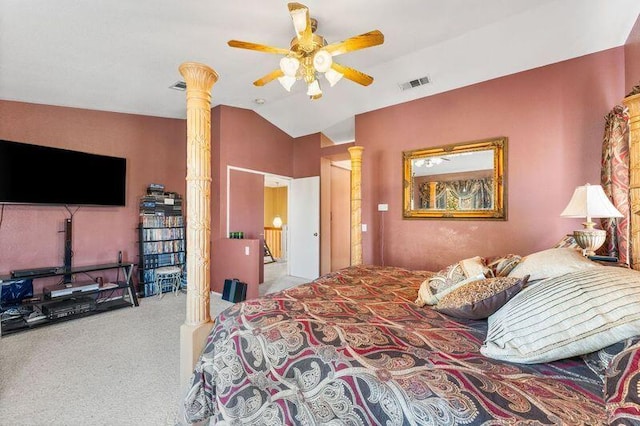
1, 1, 639, 143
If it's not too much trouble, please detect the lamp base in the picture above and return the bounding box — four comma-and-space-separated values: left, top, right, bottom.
573, 228, 606, 257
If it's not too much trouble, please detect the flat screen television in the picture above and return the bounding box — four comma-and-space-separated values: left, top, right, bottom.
0, 139, 126, 206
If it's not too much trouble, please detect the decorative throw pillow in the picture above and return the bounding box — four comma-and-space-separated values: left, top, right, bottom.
481, 267, 640, 364
427, 256, 490, 293
485, 254, 522, 277
415, 273, 485, 307
507, 247, 601, 281
553, 234, 580, 250
415, 256, 490, 307
434, 275, 528, 320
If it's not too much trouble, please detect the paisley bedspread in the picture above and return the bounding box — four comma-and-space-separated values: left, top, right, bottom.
183, 265, 612, 425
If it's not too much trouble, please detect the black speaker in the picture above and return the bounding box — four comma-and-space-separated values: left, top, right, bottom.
222, 278, 247, 303
63, 218, 73, 283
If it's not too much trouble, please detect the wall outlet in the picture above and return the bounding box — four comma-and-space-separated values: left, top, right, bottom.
378, 203, 388, 211
244, 246, 250, 255
362, 224, 367, 232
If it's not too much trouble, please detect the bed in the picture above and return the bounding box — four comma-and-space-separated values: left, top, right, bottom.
181, 254, 640, 425
173, 90, 640, 424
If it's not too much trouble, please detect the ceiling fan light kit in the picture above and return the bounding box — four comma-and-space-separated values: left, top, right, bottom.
324, 68, 343, 87
312, 50, 332, 73
227, 2, 384, 100
280, 56, 300, 77
278, 75, 297, 92
307, 79, 322, 97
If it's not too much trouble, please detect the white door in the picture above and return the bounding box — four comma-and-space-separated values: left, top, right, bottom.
289, 176, 320, 280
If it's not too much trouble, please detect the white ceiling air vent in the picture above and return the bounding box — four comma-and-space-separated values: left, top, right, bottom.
398, 75, 430, 91
169, 81, 187, 91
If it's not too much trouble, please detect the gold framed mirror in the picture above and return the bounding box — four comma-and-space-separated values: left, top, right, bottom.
403, 137, 506, 219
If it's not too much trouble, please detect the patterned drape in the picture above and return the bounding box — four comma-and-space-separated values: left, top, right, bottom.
447, 178, 493, 209
600, 105, 630, 262
419, 178, 492, 210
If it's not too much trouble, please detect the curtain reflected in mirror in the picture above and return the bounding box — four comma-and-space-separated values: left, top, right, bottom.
403, 137, 506, 219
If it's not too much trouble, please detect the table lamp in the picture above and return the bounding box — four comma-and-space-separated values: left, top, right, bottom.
560, 183, 623, 256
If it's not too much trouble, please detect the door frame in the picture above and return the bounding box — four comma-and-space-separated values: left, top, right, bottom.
226, 166, 292, 276
226, 166, 292, 237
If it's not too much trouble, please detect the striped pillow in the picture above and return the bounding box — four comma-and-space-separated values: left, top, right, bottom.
481, 267, 640, 364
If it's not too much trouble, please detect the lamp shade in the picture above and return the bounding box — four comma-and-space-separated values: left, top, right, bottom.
560, 183, 623, 220
312, 49, 332, 73
306, 79, 322, 97
280, 56, 300, 77
324, 68, 343, 87
277, 75, 296, 91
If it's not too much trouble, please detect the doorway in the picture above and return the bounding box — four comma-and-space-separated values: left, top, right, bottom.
227, 166, 322, 284
264, 176, 289, 282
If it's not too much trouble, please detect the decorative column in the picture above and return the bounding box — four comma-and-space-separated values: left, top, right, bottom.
348, 146, 364, 265
624, 93, 640, 270
178, 62, 219, 386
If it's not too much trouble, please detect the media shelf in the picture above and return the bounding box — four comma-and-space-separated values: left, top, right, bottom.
138, 185, 186, 297
0, 263, 137, 336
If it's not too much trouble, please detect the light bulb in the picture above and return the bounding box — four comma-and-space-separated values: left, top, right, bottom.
312, 50, 332, 73
324, 68, 343, 87
278, 75, 296, 91
273, 216, 283, 228
279, 56, 300, 77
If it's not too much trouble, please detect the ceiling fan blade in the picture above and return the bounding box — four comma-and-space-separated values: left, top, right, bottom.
253, 69, 284, 86
324, 30, 384, 57
288, 2, 312, 46
331, 63, 374, 86
228, 40, 291, 55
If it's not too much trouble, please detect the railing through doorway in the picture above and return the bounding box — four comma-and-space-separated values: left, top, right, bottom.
264, 227, 282, 260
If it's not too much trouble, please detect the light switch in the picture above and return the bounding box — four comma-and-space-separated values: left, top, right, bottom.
245, 246, 250, 255
362, 224, 367, 232
377, 204, 388, 211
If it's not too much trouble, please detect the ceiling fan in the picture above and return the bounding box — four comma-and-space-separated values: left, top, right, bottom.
227, 2, 384, 100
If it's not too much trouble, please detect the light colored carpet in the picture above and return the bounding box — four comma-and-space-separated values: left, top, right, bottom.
0, 262, 308, 426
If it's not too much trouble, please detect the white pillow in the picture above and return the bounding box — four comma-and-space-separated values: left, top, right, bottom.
507, 247, 601, 281
481, 267, 640, 364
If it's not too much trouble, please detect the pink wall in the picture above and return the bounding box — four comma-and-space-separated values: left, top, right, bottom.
212, 238, 261, 301
228, 169, 265, 287
0, 101, 186, 292
626, 14, 640, 93
211, 105, 295, 291
212, 105, 294, 242
229, 170, 265, 241
293, 134, 321, 177
4, 30, 638, 292
356, 47, 627, 271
